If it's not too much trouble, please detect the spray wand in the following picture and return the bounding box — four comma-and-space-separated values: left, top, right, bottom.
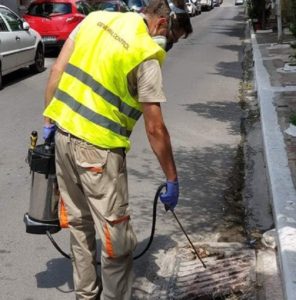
165, 204, 207, 268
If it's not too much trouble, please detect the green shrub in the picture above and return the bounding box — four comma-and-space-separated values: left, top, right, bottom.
289, 113, 296, 126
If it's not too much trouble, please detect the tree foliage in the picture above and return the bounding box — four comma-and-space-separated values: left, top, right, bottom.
247, 0, 270, 29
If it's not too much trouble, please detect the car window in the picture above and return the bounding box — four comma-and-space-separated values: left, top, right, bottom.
82, 2, 93, 14
0, 15, 9, 32
96, 3, 117, 11
27, 3, 72, 17
76, 1, 92, 15
0, 7, 23, 31
120, 1, 130, 12
94, 1, 130, 12
127, 0, 144, 9
76, 2, 85, 14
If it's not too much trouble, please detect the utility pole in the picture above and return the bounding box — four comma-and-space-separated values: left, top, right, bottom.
276, 0, 283, 43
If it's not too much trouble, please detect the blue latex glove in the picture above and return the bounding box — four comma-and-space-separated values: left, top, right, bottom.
159, 180, 179, 210
43, 124, 56, 141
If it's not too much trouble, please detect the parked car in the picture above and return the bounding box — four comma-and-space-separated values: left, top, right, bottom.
234, 0, 244, 5
0, 5, 44, 89
92, 0, 130, 12
23, 0, 92, 49
200, 0, 213, 10
185, 0, 196, 16
125, 0, 145, 12
185, 0, 201, 16
191, 0, 202, 14
213, 0, 220, 6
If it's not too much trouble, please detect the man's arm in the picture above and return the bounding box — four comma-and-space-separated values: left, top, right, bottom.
142, 102, 177, 181
44, 38, 75, 126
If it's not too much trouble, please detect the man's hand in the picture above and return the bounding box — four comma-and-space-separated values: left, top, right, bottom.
159, 180, 179, 210
43, 124, 56, 141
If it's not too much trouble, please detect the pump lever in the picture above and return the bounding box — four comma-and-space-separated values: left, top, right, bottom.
30, 131, 38, 149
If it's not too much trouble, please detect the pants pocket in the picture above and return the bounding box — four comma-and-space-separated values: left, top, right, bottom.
74, 142, 109, 199
103, 214, 137, 258
74, 140, 108, 172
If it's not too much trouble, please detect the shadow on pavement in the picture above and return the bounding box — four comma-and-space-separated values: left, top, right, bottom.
183, 100, 242, 135
45, 48, 60, 58
35, 257, 74, 292
128, 143, 244, 241
1, 67, 47, 90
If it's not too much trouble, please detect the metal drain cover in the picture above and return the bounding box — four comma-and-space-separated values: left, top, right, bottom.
151, 243, 256, 300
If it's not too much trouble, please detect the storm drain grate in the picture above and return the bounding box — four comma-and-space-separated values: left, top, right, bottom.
166, 244, 256, 300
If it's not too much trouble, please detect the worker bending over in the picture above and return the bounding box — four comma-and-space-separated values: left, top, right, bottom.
43, 0, 192, 299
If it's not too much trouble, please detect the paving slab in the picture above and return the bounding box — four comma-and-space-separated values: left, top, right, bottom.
256, 249, 284, 300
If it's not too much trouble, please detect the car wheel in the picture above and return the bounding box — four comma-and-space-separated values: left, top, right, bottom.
30, 45, 45, 73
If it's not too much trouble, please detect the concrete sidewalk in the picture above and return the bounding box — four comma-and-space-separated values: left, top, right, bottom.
250, 23, 296, 299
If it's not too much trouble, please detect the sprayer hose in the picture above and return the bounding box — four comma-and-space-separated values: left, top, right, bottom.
46, 183, 166, 263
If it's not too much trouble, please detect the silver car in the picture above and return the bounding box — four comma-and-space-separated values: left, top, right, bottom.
200, 0, 213, 11
0, 5, 44, 89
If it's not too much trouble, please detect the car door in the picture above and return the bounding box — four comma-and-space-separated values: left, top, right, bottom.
0, 7, 36, 68
0, 10, 20, 74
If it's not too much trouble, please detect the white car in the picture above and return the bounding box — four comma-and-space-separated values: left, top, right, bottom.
235, 0, 244, 5
185, 0, 198, 16
191, 0, 202, 15
200, 0, 213, 11
0, 5, 44, 89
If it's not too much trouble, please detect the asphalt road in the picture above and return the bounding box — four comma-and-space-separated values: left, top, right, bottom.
0, 1, 246, 299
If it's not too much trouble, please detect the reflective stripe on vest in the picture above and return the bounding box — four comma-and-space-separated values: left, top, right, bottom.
65, 63, 142, 121
55, 88, 131, 137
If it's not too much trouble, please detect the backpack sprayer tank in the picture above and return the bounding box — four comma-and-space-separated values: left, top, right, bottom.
24, 131, 61, 234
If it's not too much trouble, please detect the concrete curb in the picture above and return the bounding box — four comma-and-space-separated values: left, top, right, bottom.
249, 21, 296, 299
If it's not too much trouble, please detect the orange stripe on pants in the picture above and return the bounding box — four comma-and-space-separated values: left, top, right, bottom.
59, 198, 69, 228
104, 223, 114, 258
87, 166, 103, 173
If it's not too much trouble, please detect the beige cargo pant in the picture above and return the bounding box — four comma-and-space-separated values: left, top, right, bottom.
55, 130, 137, 300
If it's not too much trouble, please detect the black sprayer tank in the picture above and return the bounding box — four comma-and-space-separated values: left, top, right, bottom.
24, 131, 61, 234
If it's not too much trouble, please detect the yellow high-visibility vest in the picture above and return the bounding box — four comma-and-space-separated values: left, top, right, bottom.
44, 11, 166, 150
